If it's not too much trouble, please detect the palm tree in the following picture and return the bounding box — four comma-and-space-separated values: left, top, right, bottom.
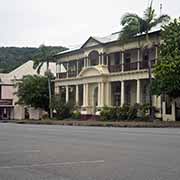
120, 1, 170, 119
33, 45, 55, 118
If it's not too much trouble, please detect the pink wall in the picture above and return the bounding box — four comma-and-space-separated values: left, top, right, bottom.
1, 85, 13, 99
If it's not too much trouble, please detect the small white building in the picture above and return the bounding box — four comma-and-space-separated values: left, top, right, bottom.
0, 60, 56, 120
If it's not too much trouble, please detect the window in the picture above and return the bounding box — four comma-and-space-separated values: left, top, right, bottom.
114, 52, 120, 65
125, 53, 131, 64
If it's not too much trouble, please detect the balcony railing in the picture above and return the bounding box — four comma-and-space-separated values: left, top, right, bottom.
68, 71, 77, 78
124, 62, 138, 71
140, 59, 155, 69
56, 72, 67, 79
108, 64, 122, 73
56, 60, 156, 79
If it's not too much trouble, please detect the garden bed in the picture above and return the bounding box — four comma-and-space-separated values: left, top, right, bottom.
15, 119, 180, 128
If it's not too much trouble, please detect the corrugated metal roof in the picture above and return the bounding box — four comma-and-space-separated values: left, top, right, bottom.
56, 27, 161, 56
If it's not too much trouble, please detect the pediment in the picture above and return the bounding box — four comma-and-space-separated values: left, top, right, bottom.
81, 37, 101, 49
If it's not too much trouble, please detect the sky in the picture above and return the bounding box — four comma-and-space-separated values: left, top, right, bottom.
0, 0, 179, 48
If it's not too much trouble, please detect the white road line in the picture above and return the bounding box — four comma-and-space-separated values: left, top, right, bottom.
0, 150, 41, 154
0, 160, 105, 169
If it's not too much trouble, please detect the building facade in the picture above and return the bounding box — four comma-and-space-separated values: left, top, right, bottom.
0, 61, 56, 120
55, 30, 174, 120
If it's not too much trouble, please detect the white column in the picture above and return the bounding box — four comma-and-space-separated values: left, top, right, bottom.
98, 83, 101, 107
136, 79, 141, 104
106, 55, 109, 66
76, 60, 79, 76
86, 84, 89, 106
99, 54, 101, 65
83, 84, 86, 106
106, 82, 111, 106
65, 85, 69, 103
101, 82, 105, 106
75, 85, 79, 105
66, 63, 69, 78
121, 81, 125, 107
86, 57, 89, 67
84, 58, 86, 68
121, 52, 124, 72
102, 53, 104, 65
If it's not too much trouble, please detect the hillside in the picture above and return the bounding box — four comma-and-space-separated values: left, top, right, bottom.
0, 46, 67, 73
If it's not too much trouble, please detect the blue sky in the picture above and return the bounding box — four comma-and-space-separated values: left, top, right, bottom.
0, 0, 179, 48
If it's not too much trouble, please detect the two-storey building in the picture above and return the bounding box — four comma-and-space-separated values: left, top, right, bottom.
54, 29, 178, 121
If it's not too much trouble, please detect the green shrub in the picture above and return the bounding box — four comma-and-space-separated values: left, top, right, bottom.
51, 96, 74, 120
127, 104, 138, 120
138, 103, 150, 119
100, 106, 117, 121
100, 104, 139, 121
72, 111, 81, 120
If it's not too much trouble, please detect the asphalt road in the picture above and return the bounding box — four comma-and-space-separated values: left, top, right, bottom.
0, 123, 180, 180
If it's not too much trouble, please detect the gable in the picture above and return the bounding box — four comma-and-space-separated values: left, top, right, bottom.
81, 37, 102, 49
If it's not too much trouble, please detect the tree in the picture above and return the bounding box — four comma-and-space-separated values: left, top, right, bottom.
33, 45, 62, 118
120, 1, 170, 119
16, 75, 49, 110
152, 18, 180, 98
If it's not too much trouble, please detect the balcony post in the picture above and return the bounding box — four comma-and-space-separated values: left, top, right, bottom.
137, 48, 140, 70
121, 81, 125, 107
67, 62, 69, 78
121, 52, 124, 72
86, 57, 89, 67
136, 79, 141, 104
76, 60, 79, 76
65, 85, 69, 103
102, 53, 105, 65
84, 57, 86, 68
99, 53, 101, 65
106, 54, 109, 66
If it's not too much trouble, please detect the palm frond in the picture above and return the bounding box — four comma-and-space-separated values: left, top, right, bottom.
33, 58, 41, 69
150, 14, 170, 28
143, 3, 156, 23
121, 13, 140, 25
36, 62, 44, 74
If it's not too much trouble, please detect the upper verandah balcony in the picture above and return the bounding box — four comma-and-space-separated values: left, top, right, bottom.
56, 47, 158, 79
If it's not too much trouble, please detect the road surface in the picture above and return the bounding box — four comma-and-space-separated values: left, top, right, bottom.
0, 123, 180, 180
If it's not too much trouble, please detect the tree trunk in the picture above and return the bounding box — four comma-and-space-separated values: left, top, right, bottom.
47, 61, 53, 119
146, 33, 154, 120
48, 77, 53, 118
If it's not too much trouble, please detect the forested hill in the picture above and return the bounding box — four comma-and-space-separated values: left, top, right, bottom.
0, 46, 67, 73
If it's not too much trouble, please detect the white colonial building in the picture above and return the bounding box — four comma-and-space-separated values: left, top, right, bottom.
54, 29, 179, 121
